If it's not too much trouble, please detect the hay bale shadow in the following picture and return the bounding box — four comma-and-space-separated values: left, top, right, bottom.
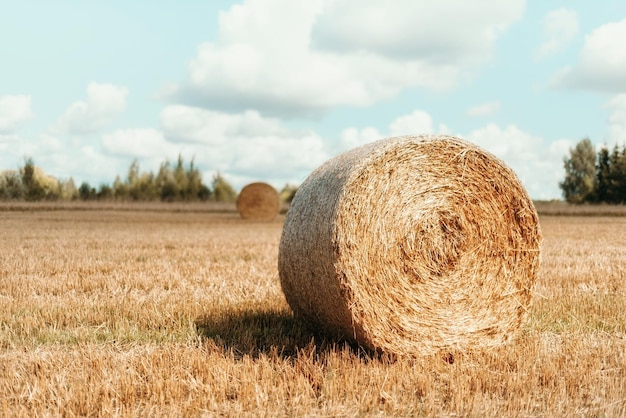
194, 308, 376, 360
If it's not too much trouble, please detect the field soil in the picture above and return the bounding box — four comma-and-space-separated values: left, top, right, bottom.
0, 203, 625, 416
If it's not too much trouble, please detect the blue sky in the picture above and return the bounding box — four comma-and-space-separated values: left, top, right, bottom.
1, 0, 626, 200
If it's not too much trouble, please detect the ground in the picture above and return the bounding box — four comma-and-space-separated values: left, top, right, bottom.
0, 202, 625, 416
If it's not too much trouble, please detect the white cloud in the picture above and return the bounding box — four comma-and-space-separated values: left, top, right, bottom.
40, 144, 128, 186
10, 105, 332, 190
338, 110, 438, 152
313, 0, 524, 63
534, 8, 578, 61
99, 128, 198, 185
0, 133, 61, 160
465, 123, 567, 200
389, 110, 435, 136
340, 127, 383, 150
228, 133, 328, 181
2, 131, 124, 186
2, 103, 573, 199
167, 0, 524, 117
0, 95, 33, 132
551, 18, 626, 92
466, 101, 501, 117
339, 110, 568, 200
467, 123, 542, 162
52, 83, 128, 134
0, 133, 68, 177
159, 105, 329, 186
0, 134, 20, 160
339, 110, 452, 151
160, 105, 287, 145
0, 133, 140, 187
605, 94, 626, 146
102, 128, 177, 159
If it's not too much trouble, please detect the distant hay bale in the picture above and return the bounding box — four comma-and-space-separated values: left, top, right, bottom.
237, 182, 280, 221
278, 135, 542, 356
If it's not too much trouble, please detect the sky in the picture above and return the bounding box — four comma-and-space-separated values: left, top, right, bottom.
1, 0, 626, 200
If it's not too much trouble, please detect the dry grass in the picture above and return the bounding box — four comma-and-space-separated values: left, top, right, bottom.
534, 200, 626, 217
279, 135, 541, 356
1, 204, 625, 416
0, 200, 238, 213
236, 183, 280, 221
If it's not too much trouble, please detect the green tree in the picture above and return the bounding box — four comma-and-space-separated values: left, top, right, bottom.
595, 147, 611, 203
0, 170, 24, 200
173, 155, 189, 200
59, 177, 78, 200
212, 173, 237, 202
185, 157, 202, 201
1, 154, 215, 202
124, 160, 158, 201
21, 157, 47, 201
127, 159, 140, 186
197, 183, 211, 201
185, 157, 211, 200
129, 172, 157, 201
156, 161, 178, 202
279, 183, 298, 203
607, 145, 626, 203
559, 138, 596, 203
155, 156, 210, 202
592, 145, 626, 204
97, 184, 114, 200
78, 182, 97, 201
113, 175, 129, 200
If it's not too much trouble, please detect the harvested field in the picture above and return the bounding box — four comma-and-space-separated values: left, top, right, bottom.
0, 203, 625, 416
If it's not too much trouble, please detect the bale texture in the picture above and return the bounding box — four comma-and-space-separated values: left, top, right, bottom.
237, 182, 280, 221
278, 135, 542, 356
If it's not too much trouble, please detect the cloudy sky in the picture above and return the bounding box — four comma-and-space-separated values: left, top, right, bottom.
2, 0, 626, 200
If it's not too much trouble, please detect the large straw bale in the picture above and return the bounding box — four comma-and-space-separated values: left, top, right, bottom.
237, 182, 280, 221
278, 135, 542, 356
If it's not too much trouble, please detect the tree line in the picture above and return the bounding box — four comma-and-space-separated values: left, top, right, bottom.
8, 142, 621, 205
0, 155, 238, 202
560, 138, 626, 204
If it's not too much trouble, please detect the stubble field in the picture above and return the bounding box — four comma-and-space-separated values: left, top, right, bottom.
1, 203, 625, 416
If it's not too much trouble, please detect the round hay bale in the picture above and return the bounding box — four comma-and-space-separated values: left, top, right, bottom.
278, 134, 542, 356
236, 182, 280, 221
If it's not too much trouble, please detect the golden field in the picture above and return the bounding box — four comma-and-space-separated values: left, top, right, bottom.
0, 203, 625, 417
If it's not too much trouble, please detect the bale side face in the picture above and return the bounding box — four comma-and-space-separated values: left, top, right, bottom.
278, 135, 542, 356
236, 182, 280, 221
